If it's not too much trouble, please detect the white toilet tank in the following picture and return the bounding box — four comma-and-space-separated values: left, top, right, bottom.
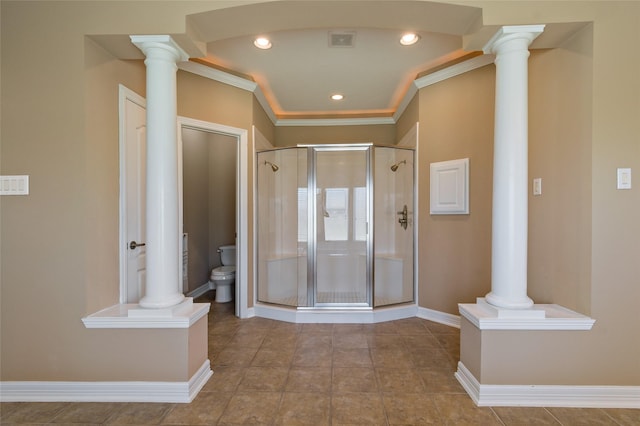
218, 245, 236, 266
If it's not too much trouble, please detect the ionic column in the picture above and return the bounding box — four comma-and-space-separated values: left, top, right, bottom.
131, 35, 188, 309
484, 25, 544, 309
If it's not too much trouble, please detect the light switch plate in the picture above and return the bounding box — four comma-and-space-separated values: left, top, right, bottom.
617, 168, 631, 190
0, 175, 29, 195
533, 178, 542, 196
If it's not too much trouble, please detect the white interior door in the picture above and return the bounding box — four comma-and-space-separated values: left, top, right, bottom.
120, 86, 147, 303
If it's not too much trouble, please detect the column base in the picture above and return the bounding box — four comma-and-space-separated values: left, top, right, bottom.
485, 292, 534, 310
138, 292, 185, 310
128, 297, 193, 318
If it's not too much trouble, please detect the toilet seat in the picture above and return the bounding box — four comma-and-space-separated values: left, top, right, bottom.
211, 265, 235, 280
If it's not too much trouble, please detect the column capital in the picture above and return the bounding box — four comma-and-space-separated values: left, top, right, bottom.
483, 25, 545, 55
130, 35, 190, 62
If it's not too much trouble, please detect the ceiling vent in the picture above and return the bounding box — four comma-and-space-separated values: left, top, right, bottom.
329, 31, 356, 48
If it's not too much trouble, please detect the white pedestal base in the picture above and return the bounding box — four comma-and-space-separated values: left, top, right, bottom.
459, 298, 595, 330
81, 298, 209, 328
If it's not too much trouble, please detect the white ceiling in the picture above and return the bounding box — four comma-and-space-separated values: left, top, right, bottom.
204, 28, 466, 117
187, 1, 484, 120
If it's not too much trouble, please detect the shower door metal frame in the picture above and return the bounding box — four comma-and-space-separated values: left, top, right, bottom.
304, 144, 373, 309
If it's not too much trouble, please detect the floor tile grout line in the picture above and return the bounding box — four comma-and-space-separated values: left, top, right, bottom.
490, 406, 507, 426
544, 407, 566, 425
599, 407, 625, 426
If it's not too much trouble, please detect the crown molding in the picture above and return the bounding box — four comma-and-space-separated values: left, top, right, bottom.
414, 54, 495, 90
179, 61, 256, 91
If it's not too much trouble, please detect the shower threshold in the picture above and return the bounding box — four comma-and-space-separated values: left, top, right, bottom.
253, 301, 418, 324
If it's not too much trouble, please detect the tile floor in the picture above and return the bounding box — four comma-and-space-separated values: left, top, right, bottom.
1, 291, 639, 425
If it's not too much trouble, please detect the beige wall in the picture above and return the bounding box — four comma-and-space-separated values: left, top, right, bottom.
275, 124, 397, 147
207, 134, 238, 271
253, 97, 276, 145
183, 128, 211, 290
417, 64, 495, 313
528, 28, 593, 314
395, 94, 419, 142
1, 0, 638, 388
182, 129, 237, 292
178, 71, 254, 131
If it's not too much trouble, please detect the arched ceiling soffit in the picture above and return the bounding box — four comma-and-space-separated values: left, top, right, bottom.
186, 1, 483, 118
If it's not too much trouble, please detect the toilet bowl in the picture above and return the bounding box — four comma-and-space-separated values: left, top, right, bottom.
211, 245, 236, 303
210, 266, 235, 303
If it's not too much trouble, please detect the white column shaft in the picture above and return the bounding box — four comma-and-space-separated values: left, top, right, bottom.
131, 36, 188, 309
484, 26, 544, 309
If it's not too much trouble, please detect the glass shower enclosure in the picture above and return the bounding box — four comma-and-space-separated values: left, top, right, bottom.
257, 144, 414, 309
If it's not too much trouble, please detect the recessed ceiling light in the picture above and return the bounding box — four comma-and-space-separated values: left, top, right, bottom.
400, 33, 420, 46
254, 37, 272, 49
331, 94, 344, 101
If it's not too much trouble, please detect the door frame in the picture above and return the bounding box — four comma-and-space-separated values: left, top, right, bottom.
177, 116, 249, 319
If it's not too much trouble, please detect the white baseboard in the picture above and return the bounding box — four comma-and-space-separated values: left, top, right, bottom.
417, 306, 461, 328
0, 360, 213, 403
187, 281, 214, 299
455, 361, 640, 409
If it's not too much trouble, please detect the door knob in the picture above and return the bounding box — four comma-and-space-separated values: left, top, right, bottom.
129, 240, 146, 250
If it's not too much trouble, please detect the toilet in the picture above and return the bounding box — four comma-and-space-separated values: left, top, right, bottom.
210, 245, 236, 303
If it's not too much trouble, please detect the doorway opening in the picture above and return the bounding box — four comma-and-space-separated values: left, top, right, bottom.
178, 117, 249, 318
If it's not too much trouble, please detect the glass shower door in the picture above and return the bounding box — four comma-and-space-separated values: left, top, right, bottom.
256, 148, 307, 307
312, 146, 371, 306
374, 147, 414, 306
